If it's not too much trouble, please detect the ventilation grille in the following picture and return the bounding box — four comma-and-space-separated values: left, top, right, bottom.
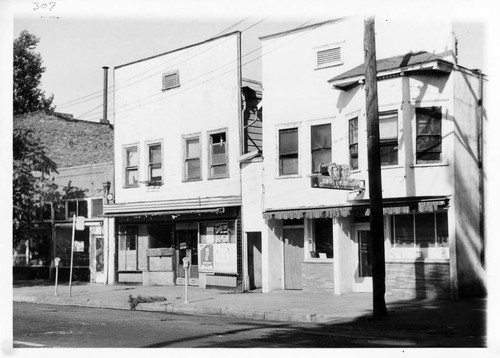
317, 47, 342, 67
162, 71, 179, 90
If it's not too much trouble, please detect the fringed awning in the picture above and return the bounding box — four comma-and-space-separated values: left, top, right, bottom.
262, 196, 449, 221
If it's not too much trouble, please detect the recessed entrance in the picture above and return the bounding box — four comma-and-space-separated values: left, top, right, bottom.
354, 225, 372, 292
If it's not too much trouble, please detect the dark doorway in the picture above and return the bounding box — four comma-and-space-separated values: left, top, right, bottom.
247, 232, 262, 290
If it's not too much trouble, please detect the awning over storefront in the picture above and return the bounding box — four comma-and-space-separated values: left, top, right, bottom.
103, 195, 242, 217
262, 196, 449, 220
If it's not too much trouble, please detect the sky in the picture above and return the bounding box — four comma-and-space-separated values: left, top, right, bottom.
6, 0, 491, 123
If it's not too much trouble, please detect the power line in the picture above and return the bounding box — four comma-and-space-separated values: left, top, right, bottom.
58, 18, 260, 111
110, 19, 322, 118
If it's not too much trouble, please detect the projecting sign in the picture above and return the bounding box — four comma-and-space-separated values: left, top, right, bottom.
310, 163, 365, 191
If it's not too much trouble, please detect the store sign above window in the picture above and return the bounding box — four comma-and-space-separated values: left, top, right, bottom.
310, 163, 365, 191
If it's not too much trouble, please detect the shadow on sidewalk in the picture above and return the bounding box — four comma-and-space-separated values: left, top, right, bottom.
142, 297, 487, 348
13, 280, 88, 288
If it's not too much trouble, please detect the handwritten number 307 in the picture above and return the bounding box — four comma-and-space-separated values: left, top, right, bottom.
33, 2, 56, 11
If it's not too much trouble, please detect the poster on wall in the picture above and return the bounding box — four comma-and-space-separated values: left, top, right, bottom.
74, 241, 84, 252
214, 244, 237, 274
198, 244, 214, 273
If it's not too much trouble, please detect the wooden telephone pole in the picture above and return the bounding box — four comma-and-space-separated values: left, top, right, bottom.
364, 16, 387, 318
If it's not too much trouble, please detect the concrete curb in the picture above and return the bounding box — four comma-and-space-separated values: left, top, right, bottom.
13, 295, 340, 324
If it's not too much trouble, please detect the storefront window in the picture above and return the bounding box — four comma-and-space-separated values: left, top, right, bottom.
391, 212, 448, 248
312, 218, 333, 258
199, 221, 237, 274
148, 224, 173, 248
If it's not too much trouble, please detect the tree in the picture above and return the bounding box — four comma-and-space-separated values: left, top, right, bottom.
13, 30, 54, 115
13, 128, 59, 247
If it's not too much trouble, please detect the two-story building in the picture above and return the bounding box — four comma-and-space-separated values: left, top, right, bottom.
13, 111, 114, 283
103, 32, 262, 290
255, 17, 486, 299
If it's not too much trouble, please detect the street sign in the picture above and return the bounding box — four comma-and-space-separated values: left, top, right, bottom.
76, 216, 85, 230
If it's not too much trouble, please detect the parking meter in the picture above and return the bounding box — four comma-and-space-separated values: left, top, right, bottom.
182, 257, 190, 303
54, 257, 60, 296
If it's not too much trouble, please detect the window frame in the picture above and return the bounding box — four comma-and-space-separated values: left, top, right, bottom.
378, 110, 399, 166
348, 117, 359, 170
123, 144, 140, 188
310, 123, 332, 174
415, 106, 442, 164
90, 198, 104, 218
65, 199, 88, 219
277, 126, 300, 177
146, 141, 163, 184
391, 212, 449, 249
162, 70, 180, 91
183, 133, 202, 182
208, 129, 229, 179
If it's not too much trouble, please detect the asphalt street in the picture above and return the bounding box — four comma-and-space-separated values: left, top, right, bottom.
13, 302, 358, 348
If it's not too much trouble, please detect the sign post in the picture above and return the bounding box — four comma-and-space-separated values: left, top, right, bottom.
69, 215, 85, 297
182, 257, 190, 304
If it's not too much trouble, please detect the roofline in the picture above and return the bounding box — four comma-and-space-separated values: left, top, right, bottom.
259, 18, 345, 41
115, 31, 240, 70
14, 111, 114, 127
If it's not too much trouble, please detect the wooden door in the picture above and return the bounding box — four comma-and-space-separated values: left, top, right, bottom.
284, 228, 304, 290
247, 232, 262, 290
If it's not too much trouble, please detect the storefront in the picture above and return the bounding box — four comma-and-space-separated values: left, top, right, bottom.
111, 206, 242, 290
263, 196, 451, 298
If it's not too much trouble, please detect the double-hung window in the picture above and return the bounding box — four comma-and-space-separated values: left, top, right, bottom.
279, 127, 299, 176
209, 131, 228, 178
311, 124, 332, 173
416, 107, 442, 163
148, 143, 162, 183
184, 135, 201, 181
124, 146, 139, 187
379, 111, 398, 166
349, 117, 359, 170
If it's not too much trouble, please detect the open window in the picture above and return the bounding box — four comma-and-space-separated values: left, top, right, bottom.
124, 146, 139, 187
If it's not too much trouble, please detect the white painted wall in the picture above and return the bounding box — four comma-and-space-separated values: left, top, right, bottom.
261, 17, 456, 211
113, 33, 241, 204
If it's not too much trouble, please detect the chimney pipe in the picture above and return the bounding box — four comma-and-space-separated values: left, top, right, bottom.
101, 66, 109, 124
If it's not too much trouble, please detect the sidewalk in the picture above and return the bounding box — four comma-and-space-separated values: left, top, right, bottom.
13, 280, 487, 346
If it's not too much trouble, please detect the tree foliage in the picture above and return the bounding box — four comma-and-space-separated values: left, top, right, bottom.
13, 30, 54, 115
13, 128, 59, 246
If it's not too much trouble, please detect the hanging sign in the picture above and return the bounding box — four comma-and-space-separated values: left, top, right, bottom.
76, 216, 86, 231
310, 163, 365, 191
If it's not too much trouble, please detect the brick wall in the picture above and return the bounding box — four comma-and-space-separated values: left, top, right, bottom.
386, 260, 450, 299
14, 111, 113, 168
302, 261, 334, 293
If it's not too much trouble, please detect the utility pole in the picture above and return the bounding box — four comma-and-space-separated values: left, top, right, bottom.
364, 16, 387, 318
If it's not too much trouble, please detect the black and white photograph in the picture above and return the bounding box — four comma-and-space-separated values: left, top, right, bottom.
2, 0, 498, 355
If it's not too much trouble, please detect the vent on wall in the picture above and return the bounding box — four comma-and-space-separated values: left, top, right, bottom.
316, 46, 342, 68
162, 71, 180, 90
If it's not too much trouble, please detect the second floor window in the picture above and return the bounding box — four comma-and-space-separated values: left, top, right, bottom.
67, 200, 88, 219
349, 117, 359, 170
311, 124, 331, 173
148, 143, 162, 182
209, 132, 228, 178
416, 107, 442, 164
124, 146, 139, 187
379, 111, 398, 166
279, 127, 299, 176
184, 136, 201, 181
